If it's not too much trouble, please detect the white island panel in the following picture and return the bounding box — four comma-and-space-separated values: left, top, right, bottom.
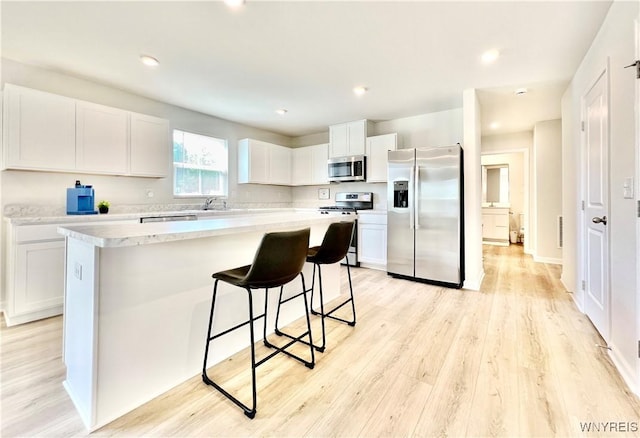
61, 213, 352, 430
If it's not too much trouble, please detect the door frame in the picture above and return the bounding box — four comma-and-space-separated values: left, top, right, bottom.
634, 15, 640, 390
580, 62, 611, 341
480, 148, 530, 254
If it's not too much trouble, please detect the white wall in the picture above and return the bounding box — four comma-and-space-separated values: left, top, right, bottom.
563, 0, 639, 394
561, 88, 577, 293
533, 119, 562, 264
373, 109, 464, 149
463, 89, 484, 290
291, 108, 464, 150
0, 59, 293, 213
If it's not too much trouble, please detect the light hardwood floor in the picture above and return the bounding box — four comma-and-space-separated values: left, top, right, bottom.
2, 244, 639, 437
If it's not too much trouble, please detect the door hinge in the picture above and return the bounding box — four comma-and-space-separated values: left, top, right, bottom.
582, 200, 585, 211
624, 60, 640, 79
638, 340, 640, 358
637, 200, 640, 218
581, 280, 586, 291
581, 121, 585, 132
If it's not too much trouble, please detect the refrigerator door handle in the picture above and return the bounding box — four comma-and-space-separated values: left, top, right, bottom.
409, 166, 415, 230
414, 164, 420, 229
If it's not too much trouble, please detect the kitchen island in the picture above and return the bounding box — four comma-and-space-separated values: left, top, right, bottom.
58, 211, 353, 431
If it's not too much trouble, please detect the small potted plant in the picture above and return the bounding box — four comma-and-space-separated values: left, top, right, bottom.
98, 200, 110, 214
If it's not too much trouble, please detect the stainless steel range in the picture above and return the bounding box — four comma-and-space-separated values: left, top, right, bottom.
319, 192, 373, 267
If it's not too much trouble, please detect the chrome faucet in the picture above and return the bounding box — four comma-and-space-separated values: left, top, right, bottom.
203, 197, 228, 210
203, 197, 216, 210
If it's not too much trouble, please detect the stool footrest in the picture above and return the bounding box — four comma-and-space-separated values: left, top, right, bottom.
259, 331, 313, 368
209, 312, 266, 342
274, 328, 323, 352
202, 372, 256, 419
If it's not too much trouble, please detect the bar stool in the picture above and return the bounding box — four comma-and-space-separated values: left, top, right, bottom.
276, 221, 355, 353
201, 228, 314, 419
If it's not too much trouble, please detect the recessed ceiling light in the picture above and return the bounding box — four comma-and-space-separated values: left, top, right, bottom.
514, 87, 528, 96
353, 86, 368, 96
140, 55, 159, 67
275, 109, 287, 115
224, 0, 245, 8
489, 122, 500, 130
481, 49, 500, 64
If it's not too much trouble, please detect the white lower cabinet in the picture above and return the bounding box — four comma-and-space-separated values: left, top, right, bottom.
13, 241, 66, 321
482, 208, 510, 243
5, 223, 66, 326
4, 219, 138, 326
358, 212, 387, 270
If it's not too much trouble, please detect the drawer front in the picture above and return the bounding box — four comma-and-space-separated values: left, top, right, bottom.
14, 224, 63, 243
494, 215, 510, 227
357, 212, 387, 225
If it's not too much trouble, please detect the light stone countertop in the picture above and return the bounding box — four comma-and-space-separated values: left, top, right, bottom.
5, 208, 307, 225
57, 211, 353, 248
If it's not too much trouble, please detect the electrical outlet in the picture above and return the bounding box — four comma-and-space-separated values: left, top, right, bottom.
623, 177, 634, 199
318, 188, 330, 200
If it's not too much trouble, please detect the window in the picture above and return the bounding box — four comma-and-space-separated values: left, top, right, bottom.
173, 129, 228, 197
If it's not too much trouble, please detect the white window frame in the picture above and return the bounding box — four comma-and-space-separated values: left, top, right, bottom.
173, 129, 228, 198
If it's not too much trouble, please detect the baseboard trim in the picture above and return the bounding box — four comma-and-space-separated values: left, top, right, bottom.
533, 255, 563, 265
463, 269, 485, 291
608, 347, 640, 398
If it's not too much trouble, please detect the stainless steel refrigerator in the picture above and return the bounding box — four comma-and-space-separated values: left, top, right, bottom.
387, 145, 464, 288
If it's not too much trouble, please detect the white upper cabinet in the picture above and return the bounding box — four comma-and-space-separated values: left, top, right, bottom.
76, 101, 128, 174
310, 143, 329, 184
269, 143, 292, 186
3, 84, 76, 170
130, 112, 170, 177
329, 119, 372, 158
2, 84, 169, 177
292, 143, 328, 186
366, 133, 398, 182
238, 138, 292, 185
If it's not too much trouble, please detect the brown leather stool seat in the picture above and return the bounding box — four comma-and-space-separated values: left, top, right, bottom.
201, 228, 314, 419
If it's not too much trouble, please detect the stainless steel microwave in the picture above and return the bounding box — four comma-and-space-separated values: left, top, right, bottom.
328, 155, 366, 182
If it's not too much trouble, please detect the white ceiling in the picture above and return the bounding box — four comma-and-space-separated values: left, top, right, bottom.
1, 0, 612, 138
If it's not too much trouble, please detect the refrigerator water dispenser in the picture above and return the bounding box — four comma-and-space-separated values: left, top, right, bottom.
393, 181, 409, 208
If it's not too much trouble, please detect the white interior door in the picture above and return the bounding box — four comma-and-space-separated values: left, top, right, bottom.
635, 14, 640, 381
583, 68, 610, 342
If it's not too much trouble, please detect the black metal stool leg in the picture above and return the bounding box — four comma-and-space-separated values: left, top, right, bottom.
309, 263, 319, 316
263, 288, 272, 347
271, 274, 318, 362
299, 273, 316, 363
273, 285, 285, 337
325, 258, 357, 326
314, 264, 327, 352
202, 284, 258, 418
245, 287, 258, 419
202, 279, 220, 377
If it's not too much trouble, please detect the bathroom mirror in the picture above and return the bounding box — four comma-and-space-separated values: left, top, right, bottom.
482, 164, 509, 205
